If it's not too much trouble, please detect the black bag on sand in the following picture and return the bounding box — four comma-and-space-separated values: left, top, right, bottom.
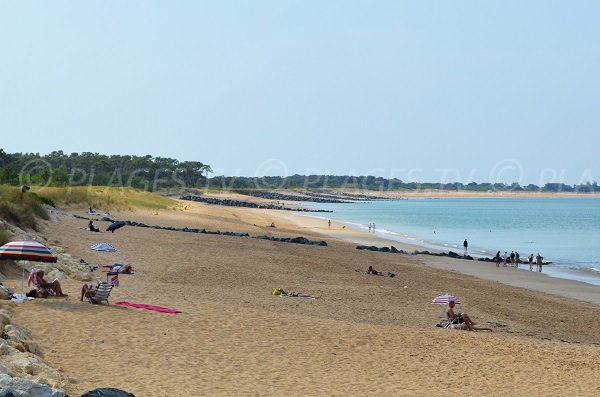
80, 388, 135, 397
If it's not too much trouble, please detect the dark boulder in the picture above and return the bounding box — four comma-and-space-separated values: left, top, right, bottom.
80, 388, 136, 397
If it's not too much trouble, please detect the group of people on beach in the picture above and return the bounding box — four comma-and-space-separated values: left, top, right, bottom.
494, 251, 544, 272
367, 223, 376, 233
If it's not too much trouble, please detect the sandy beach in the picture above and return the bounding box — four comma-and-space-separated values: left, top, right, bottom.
2, 201, 600, 396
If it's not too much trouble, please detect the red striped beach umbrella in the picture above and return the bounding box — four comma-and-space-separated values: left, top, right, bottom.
0, 241, 57, 263
431, 293, 461, 305
0, 241, 57, 293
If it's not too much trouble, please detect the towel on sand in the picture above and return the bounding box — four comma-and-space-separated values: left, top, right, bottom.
114, 301, 182, 314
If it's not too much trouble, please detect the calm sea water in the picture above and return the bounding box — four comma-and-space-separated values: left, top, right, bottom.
308, 198, 600, 286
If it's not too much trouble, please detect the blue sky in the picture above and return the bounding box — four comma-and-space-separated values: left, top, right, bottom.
1, 1, 598, 184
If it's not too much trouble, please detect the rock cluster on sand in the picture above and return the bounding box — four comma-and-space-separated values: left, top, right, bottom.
0, 304, 69, 396
253, 235, 327, 246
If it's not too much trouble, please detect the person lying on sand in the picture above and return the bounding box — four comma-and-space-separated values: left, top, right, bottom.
446, 301, 493, 331
367, 265, 383, 275
366, 266, 395, 277
102, 264, 134, 274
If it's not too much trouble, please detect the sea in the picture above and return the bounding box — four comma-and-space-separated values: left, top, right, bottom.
306, 197, 600, 286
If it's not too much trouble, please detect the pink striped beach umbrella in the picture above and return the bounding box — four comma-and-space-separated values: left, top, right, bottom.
0, 240, 57, 292
431, 293, 461, 305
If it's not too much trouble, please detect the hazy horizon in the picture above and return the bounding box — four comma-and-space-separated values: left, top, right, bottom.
1, 1, 599, 185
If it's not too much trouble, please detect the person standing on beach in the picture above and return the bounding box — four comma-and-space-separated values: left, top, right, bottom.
328, 219, 331, 229
515, 252, 520, 268
536, 254, 543, 272
495, 251, 501, 268
510, 251, 515, 267
503, 252, 508, 267
463, 239, 468, 255
528, 254, 534, 271
368, 223, 372, 232
372, 223, 376, 233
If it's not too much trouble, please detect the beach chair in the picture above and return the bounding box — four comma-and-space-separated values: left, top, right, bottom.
441, 311, 461, 328
87, 281, 113, 304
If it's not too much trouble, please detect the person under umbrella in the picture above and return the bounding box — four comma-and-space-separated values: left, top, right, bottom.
446, 300, 492, 331
27, 268, 67, 297
0, 240, 57, 293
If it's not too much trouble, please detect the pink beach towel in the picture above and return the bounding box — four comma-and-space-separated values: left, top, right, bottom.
114, 301, 182, 314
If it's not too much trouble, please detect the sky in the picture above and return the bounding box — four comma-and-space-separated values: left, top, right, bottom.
1, 1, 599, 185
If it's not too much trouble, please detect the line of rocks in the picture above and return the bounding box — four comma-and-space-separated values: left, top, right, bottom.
310, 190, 391, 201
70, 214, 328, 248
253, 236, 327, 246
355, 246, 557, 265
296, 191, 373, 201
356, 245, 475, 260
180, 195, 334, 212
233, 190, 349, 204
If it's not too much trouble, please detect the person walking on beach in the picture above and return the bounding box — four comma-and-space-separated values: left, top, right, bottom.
515, 252, 520, 268
495, 251, 501, 268
372, 223, 376, 233
368, 223, 372, 232
503, 252, 508, 267
328, 219, 331, 229
463, 239, 468, 255
528, 254, 534, 271
510, 251, 515, 267
536, 253, 543, 272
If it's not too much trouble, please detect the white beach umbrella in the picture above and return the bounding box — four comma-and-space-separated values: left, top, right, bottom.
431, 293, 461, 305
91, 243, 117, 252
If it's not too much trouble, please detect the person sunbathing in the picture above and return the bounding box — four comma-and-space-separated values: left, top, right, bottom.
28, 269, 67, 297
102, 264, 134, 274
367, 265, 384, 275
446, 301, 492, 331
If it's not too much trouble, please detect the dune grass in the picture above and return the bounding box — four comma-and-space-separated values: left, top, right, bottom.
0, 186, 50, 232
27, 186, 177, 211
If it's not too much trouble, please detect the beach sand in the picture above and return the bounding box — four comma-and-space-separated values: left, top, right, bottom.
3, 201, 600, 396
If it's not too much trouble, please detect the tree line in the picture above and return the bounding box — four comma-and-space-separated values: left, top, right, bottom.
206, 175, 598, 193
0, 150, 596, 192
0, 150, 212, 191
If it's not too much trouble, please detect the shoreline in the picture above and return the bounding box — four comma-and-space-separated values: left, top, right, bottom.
271, 210, 600, 305
288, 197, 600, 288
